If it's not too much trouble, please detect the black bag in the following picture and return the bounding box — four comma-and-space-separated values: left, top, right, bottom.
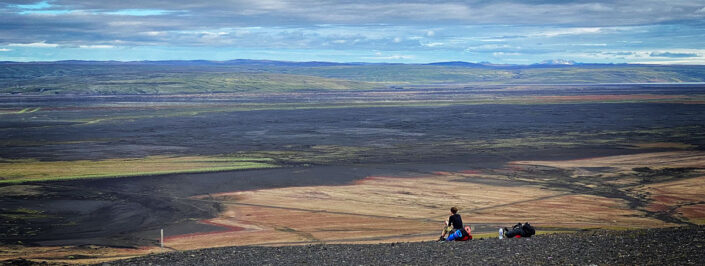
505, 223, 524, 238
521, 222, 536, 237
512, 223, 522, 230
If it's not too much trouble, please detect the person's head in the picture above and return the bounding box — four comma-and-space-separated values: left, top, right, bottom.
450, 207, 458, 214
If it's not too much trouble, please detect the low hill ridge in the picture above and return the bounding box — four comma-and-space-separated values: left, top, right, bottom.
2, 60, 705, 95
93, 226, 704, 265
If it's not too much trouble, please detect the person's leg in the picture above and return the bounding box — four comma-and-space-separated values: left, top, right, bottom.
440, 225, 452, 238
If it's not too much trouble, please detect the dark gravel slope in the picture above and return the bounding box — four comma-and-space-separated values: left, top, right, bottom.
105, 226, 704, 265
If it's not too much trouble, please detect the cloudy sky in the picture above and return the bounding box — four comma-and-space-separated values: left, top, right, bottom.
1, 0, 705, 64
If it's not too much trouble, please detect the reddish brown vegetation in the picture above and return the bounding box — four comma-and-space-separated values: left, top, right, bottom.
533, 94, 684, 103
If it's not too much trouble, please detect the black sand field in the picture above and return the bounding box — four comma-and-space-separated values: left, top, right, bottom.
93, 225, 705, 266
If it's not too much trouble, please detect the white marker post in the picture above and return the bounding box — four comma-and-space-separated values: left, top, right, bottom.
160, 229, 164, 250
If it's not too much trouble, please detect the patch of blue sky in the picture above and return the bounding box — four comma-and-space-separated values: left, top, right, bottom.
19, 9, 72, 15
10, 0, 71, 15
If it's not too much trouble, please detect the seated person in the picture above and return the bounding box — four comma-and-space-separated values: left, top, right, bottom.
439, 207, 471, 241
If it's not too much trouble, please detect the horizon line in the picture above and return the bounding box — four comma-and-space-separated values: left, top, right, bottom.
2, 59, 705, 66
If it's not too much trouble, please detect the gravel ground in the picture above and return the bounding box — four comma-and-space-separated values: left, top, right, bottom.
102, 225, 704, 265
6, 226, 703, 265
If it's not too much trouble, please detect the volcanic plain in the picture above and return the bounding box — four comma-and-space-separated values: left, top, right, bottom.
1, 83, 704, 264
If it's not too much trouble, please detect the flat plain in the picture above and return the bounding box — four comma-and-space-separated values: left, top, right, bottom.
1, 65, 704, 263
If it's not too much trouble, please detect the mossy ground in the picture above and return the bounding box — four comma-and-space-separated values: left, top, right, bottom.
0, 156, 278, 183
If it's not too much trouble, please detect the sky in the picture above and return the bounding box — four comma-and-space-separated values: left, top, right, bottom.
1, 0, 705, 64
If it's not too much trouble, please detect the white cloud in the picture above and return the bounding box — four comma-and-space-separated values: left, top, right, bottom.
103, 9, 173, 16
363, 54, 414, 60
199, 31, 228, 36
531, 27, 603, 38
576, 49, 705, 63
108, 21, 145, 26
393, 37, 402, 43
421, 42, 444, 47
493, 52, 521, 56
142, 31, 165, 36
8, 41, 58, 47
426, 30, 435, 37
78, 45, 115, 49
465, 44, 513, 51
696, 7, 705, 13
631, 58, 705, 65
480, 38, 505, 42
0, 48, 11, 52
570, 43, 608, 47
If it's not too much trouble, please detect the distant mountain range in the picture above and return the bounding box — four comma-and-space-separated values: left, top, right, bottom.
0, 59, 658, 67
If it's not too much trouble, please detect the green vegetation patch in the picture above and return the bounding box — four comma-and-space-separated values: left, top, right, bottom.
236, 145, 373, 165
0, 208, 49, 220
1, 71, 379, 95
690, 218, 705, 225
16, 107, 41, 114
0, 155, 279, 184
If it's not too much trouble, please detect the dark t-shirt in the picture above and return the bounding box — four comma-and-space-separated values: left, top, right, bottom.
448, 213, 463, 230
